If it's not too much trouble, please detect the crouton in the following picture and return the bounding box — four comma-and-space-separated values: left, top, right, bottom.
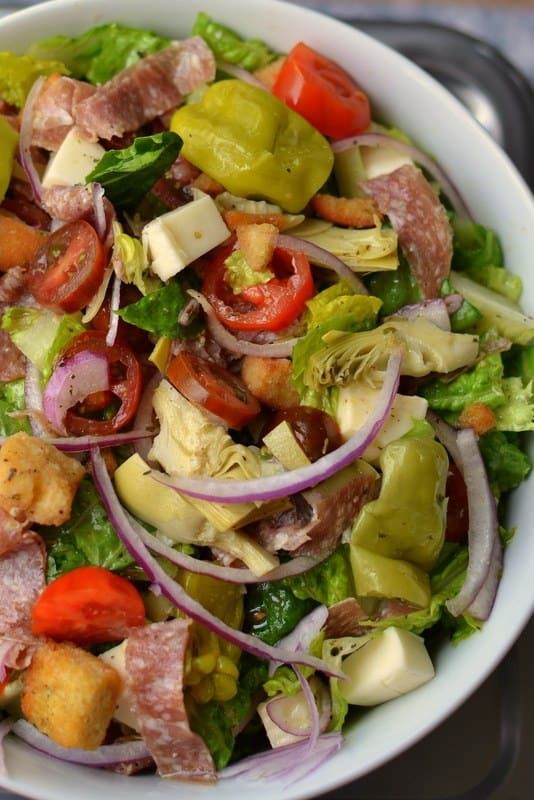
458, 402, 496, 435
310, 194, 382, 228
191, 172, 225, 196
241, 356, 299, 409
236, 223, 278, 272
21, 641, 121, 750
222, 210, 297, 232
0, 432, 85, 525
254, 56, 286, 91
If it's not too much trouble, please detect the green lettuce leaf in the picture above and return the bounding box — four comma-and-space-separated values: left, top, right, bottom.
283, 544, 355, 607
244, 582, 315, 645
504, 345, 534, 386
305, 282, 382, 330
112, 225, 161, 295
452, 217, 503, 270
28, 23, 169, 85
478, 430, 532, 494
495, 378, 534, 431
0, 51, 68, 108
0, 379, 31, 436
465, 264, 522, 303
192, 12, 277, 70
1, 307, 85, 381
224, 250, 274, 293
86, 132, 182, 210
117, 278, 202, 339
440, 278, 482, 333
43, 477, 134, 581
422, 354, 505, 412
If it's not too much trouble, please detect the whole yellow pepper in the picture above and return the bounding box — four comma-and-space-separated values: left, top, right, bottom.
0, 116, 18, 202
171, 79, 333, 213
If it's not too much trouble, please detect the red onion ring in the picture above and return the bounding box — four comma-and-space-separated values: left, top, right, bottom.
130, 512, 322, 584
217, 60, 265, 88
152, 350, 401, 503
265, 672, 330, 743
91, 182, 107, 241
466, 536, 502, 620
133, 372, 161, 462
389, 299, 451, 331
269, 606, 328, 676
444, 293, 464, 314
18, 76, 45, 205
106, 273, 121, 347
332, 133, 471, 220
277, 234, 368, 294
0, 719, 10, 777
189, 290, 298, 358
11, 720, 150, 767
219, 732, 343, 784
42, 351, 110, 434
44, 429, 155, 453
91, 448, 343, 676
428, 413, 499, 619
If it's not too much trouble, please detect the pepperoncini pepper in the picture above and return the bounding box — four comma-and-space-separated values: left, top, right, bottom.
0, 116, 18, 202
171, 80, 334, 213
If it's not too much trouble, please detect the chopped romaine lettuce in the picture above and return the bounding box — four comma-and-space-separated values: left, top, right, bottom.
465, 264, 522, 303
192, 12, 277, 70
28, 23, 169, 85
224, 250, 274, 293
117, 278, 202, 339
495, 378, 534, 432
440, 277, 482, 333
0, 379, 31, 436
283, 544, 355, 607
452, 216, 503, 270
478, 430, 532, 493
43, 477, 134, 581
0, 51, 68, 108
422, 354, 505, 412
1, 307, 85, 381
112, 224, 161, 295
263, 665, 302, 698
244, 582, 315, 645
86, 132, 182, 211
305, 282, 382, 330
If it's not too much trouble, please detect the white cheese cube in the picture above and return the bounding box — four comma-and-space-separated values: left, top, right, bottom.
142, 194, 230, 281
361, 144, 414, 180
257, 688, 311, 748
41, 129, 105, 189
100, 641, 138, 731
336, 382, 428, 463
340, 626, 435, 706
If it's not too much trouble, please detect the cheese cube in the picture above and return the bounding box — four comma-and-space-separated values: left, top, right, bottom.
142, 194, 230, 281
41, 129, 105, 188
100, 641, 138, 731
361, 144, 414, 180
340, 626, 435, 706
336, 383, 428, 463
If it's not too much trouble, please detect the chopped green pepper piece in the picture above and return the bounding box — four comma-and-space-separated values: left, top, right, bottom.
171, 80, 333, 213
350, 545, 431, 607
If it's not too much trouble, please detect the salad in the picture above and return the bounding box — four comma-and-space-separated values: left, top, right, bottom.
0, 10, 532, 786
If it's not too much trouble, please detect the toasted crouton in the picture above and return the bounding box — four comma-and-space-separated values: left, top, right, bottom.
310, 194, 382, 228
458, 402, 496, 435
222, 210, 298, 232
0, 432, 85, 525
21, 641, 121, 750
190, 172, 225, 196
254, 56, 286, 90
241, 357, 299, 410
236, 223, 278, 272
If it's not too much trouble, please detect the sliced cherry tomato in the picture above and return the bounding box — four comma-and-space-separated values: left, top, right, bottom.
28, 220, 107, 312
61, 330, 142, 436
203, 242, 314, 332
445, 463, 469, 542
167, 351, 261, 429
31, 566, 145, 646
273, 42, 371, 139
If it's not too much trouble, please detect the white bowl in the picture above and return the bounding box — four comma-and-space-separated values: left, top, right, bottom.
1, 1, 533, 799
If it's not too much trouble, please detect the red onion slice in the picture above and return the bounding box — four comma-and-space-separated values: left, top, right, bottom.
269, 606, 328, 676
266, 673, 330, 742
91, 182, 107, 241
219, 732, 343, 784
189, 291, 298, 358
11, 720, 150, 767
217, 60, 265, 88
466, 531, 503, 621
332, 133, 471, 220
91, 448, 342, 676
389, 299, 450, 330
153, 350, 401, 503
277, 234, 367, 294
444, 293, 464, 314
0, 429, 154, 452
131, 513, 321, 584
133, 372, 161, 462
42, 351, 110, 434
0, 719, 10, 777
18, 76, 45, 205
106, 273, 121, 347
428, 413, 498, 618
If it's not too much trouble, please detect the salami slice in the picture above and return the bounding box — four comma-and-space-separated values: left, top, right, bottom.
0, 330, 26, 382
362, 164, 453, 299
126, 619, 216, 783
324, 598, 368, 639
74, 38, 215, 142
0, 535, 45, 634
32, 75, 95, 151
41, 185, 95, 222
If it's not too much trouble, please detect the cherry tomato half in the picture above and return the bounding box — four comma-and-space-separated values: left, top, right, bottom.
203, 242, 314, 332
273, 42, 371, 140
31, 566, 145, 646
445, 463, 469, 543
28, 220, 107, 312
167, 351, 261, 429
61, 330, 142, 435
